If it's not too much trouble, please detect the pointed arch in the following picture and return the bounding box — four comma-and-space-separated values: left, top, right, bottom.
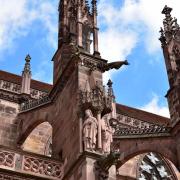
22, 122, 52, 156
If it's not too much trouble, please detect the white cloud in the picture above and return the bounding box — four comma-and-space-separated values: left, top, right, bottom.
119, 0, 180, 53
99, 0, 180, 57
140, 95, 170, 118
0, 0, 58, 55
98, 0, 180, 82
1, 0, 180, 83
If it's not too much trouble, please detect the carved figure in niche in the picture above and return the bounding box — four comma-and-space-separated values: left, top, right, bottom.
101, 114, 114, 154
83, 109, 98, 151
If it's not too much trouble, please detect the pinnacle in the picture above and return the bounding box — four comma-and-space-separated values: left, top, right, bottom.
25, 54, 31, 63
162, 5, 172, 15
107, 79, 113, 88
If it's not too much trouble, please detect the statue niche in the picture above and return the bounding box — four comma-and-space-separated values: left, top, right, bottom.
83, 109, 98, 151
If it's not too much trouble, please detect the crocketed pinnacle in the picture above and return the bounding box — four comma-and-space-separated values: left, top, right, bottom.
160, 5, 180, 44
92, 0, 97, 14
23, 54, 31, 74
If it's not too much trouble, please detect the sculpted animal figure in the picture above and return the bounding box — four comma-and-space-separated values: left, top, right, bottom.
101, 60, 129, 72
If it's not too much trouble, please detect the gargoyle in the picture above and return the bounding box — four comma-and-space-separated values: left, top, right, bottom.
101, 60, 129, 72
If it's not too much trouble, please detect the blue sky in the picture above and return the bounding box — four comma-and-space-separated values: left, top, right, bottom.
0, 0, 180, 117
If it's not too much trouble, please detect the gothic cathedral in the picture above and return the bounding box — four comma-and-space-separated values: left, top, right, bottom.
0, 1, 179, 180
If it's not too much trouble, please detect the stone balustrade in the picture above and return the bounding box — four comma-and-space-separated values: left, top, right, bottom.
0, 147, 64, 179
113, 126, 171, 137
0, 80, 48, 100
20, 96, 51, 112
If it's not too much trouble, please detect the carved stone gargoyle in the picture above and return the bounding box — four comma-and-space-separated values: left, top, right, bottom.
100, 60, 129, 72
94, 152, 121, 180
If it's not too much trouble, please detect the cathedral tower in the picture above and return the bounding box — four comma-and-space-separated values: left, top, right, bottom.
160, 5, 180, 126
51, 0, 108, 176
50, 0, 128, 178
53, 0, 100, 84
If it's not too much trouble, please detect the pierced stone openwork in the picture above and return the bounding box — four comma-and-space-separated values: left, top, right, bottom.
0, 150, 15, 169
137, 153, 177, 180
23, 155, 63, 178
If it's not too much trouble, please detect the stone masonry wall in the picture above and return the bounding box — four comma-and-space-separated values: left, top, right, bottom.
52, 67, 80, 173
22, 122, 52, 156
0, 99, 18, 148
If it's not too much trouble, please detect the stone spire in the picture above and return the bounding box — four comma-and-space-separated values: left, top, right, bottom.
21, 55, 31, 94
160, 5, 180, 45
160, 5, 180, 87
107, 79, 116, 119
160, 6, 180, 126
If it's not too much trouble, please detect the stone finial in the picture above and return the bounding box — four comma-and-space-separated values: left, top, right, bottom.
160, 5, 180, 43
162, 5, 172, 15
107, 79, 115, 102
25, 54, 31, 63
23, 54, 31, 73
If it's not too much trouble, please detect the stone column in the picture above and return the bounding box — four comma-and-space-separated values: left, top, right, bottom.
92, 0, 99, 56
77, 0, 83, 47
93, 27, 99, 54
77, 22, 83, 47
97, 111, 102, 150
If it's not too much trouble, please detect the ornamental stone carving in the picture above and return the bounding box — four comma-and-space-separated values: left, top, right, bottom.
23, 155, 63, 178
0, 151, 15, 168
101, 114, 114, 154
83, 109, 98, 151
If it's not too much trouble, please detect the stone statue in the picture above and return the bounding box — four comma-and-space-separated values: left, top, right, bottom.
101, 114, 114, 154
83, 109, 98, 151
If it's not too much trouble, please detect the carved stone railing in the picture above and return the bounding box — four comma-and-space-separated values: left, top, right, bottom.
113, 126, 171, 137
0, 147, 64, 179
0, 80, 48, 100
0, 151, 15, 169
23, 155, 63, 179
0, 80, 21, 94
116, 114, 160, 129
20, 96, 51, 112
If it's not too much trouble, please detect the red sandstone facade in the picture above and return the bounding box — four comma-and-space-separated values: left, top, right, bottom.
0, 1, 179, 180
